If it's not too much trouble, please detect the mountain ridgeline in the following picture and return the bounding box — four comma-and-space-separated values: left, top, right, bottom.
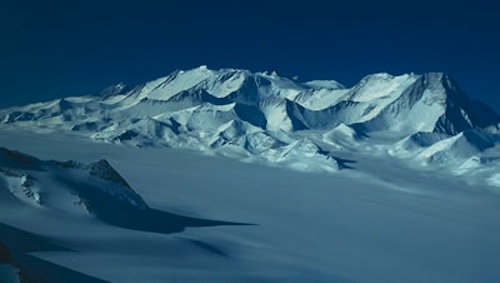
1, 66, 499, 173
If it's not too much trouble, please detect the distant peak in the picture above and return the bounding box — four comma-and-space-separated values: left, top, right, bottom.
357, 72, 453, 85
421, 72, 457, 89
258, 70, 279, 77
304, 80, 345, 90
422, 72, 448, 82
171, 65, 212, 75
364, 72, 394, 79
426, 71, 447, 77
99, 82, 128, 97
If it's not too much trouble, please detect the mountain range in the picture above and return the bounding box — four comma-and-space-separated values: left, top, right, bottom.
2, 66, 500, 282
1, 66, 499, 182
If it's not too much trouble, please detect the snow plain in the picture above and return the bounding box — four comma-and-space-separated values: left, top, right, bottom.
1, 128, 500, 283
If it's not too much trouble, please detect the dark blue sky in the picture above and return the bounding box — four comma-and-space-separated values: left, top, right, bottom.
1, 0, 499, 110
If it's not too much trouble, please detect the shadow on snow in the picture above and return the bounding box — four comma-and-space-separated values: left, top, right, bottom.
60, 179, 254, 235
0, 222, 109, 283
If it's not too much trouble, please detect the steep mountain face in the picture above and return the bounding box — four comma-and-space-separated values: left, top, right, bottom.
0, 147, 148, 213
1, 66, 499, 175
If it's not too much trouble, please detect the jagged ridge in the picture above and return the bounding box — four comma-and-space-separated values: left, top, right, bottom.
0, 66, 499, 174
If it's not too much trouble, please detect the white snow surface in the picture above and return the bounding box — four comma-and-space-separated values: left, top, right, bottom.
0, 66, 500, 281
0, 129, 499, 283
0, 67, 498, 175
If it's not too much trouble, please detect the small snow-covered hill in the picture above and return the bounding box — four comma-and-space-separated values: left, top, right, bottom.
0, 147, 148, 214
1, 66, 499, 177
0, 147, 242, 235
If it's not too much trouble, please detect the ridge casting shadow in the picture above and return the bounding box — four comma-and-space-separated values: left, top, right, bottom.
60, 179, 254, 235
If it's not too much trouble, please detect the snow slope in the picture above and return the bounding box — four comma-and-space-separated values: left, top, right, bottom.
0, 130, 499, 282
3, 66, 498, 180
0, 147, 147, 213
2, 67, 500, 282
1, 68, 497, 137
0, 146, 242, 232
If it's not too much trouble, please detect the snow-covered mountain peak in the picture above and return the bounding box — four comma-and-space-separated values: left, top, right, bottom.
360, 72, 396, 80
98, 82, 128, 98
0, 147, 149, 211
197, 64, 209, 70
347, 72, 419, 102
257, 70, 281, 77
1, 67, 498, 175
303, 80, 345, 90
